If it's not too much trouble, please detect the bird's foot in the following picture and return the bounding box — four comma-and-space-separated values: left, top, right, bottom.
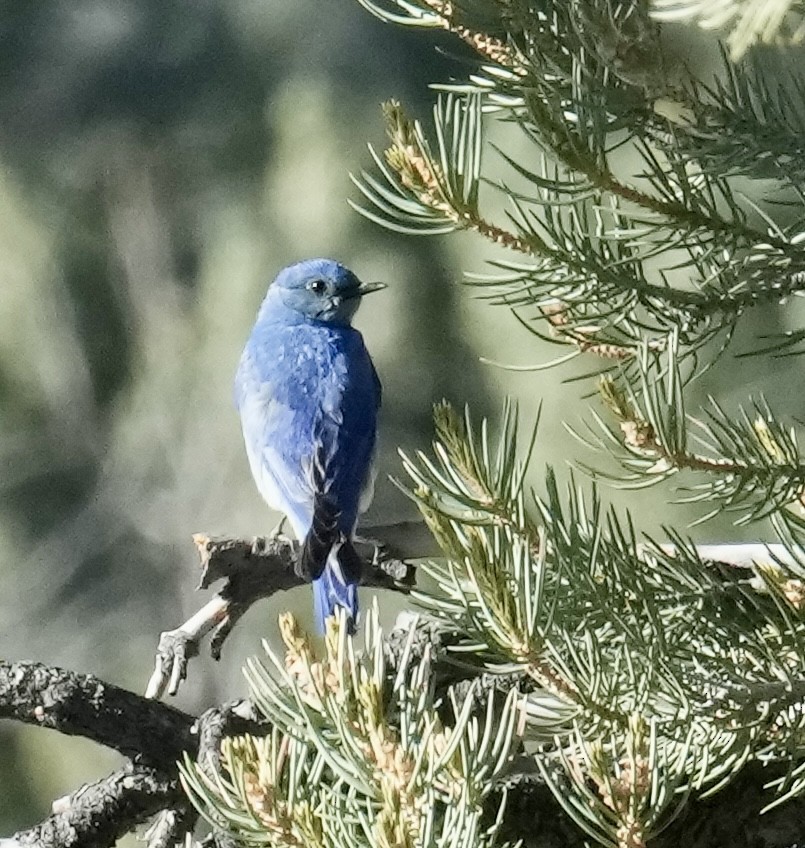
354, 533, 387, 567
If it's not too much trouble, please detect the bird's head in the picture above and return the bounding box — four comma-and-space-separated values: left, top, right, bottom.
263, 259, 385, 325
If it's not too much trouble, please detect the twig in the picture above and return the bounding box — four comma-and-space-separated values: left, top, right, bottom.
646, 542, 803, 591
0, 660, 195, 771
146, 523, 426, 700
8, 766, 186, 848
657, 542, 801, 570
143, 807, 198, 848
194, 699, 265, 771
0, 665, 270, 848
190, 701, 266, 848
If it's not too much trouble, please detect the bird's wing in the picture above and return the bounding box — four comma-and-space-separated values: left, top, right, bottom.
320, 335, 381, 527
354, 352, 382, 514
236, 367, 318, 538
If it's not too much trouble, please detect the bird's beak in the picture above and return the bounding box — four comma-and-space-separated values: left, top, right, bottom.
354, 281, 386, 298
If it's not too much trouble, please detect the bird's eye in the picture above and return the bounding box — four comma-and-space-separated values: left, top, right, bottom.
308, 279, 327, 295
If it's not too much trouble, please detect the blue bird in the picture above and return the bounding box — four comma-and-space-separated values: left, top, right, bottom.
235, 259, 383, 633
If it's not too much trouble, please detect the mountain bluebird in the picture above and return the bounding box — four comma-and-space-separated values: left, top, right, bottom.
235, 259, 383, 633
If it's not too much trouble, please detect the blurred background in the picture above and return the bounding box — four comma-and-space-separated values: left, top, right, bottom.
0, 0, 802, 834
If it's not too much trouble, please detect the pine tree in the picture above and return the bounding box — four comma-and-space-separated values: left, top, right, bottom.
180, 2, 805, 846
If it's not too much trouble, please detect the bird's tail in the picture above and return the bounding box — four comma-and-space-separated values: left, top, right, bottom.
301, 488, 363, 633
313, 540, 362, 633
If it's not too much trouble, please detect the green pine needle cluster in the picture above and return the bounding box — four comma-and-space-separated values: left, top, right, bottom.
571, 335, 805, 525
405, 405, 805, 831
353, 0, 805, 364
181, 609, 521, 848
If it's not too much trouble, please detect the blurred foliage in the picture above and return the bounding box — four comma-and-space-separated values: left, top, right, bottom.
0, 0, 475, 831
651, 0, 805, 59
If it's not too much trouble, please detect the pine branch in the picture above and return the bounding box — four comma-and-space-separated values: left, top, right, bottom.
664, 50, 805, 188
355, 0, 526, 71
354, 93, 805, 366
515, 85, 782, 253
170, 579, 805, 848
181, 608, 522, 848
0, 661, 268, 848
3, 546, 804, 848
575, 344, 805, 524
350, 0, 805, 376
398, 402, 805, 832
0, 663, 196, 847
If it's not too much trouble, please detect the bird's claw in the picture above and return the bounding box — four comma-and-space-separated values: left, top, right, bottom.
354, 534, 387, 567
371, 542, 387, 567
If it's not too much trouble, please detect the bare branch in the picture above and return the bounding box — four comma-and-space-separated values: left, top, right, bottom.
9, 766, 186, 848
0, 660, 195, 771
143, 807, 198, 848
146, 524, 424, 699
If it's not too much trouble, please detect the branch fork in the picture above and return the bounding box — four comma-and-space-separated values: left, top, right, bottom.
146, 527, 420, 700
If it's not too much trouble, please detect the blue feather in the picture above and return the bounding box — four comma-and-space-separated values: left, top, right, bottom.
313, 560, 358, 634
